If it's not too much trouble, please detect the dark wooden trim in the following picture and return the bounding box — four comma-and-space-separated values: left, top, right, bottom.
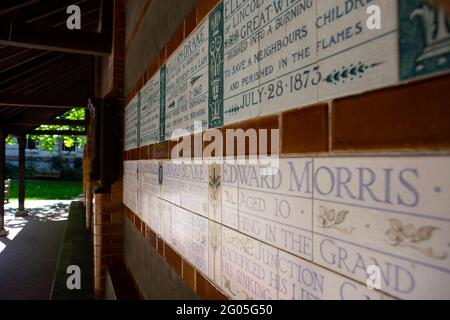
0, 93, 86, 108
27, 130, 87, 135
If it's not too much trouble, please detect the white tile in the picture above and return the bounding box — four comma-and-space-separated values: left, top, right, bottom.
221, 161, 239, 229
165, 20, 209, 140
161, 161, 181, 205
171, 207, 193, 261
158, 199, 173, 242
191, 213, 209, 275
258, 0, 319, 116
179, 161, 209, 217
223, 0, 261, 124
221, 226, 279, 300
313, 156, 450, 299
236, 159, 314, 259
139, 72, 160, 146
317, 0, 399, 101
278, 250, 382, 300
138, 160, 161, 197
208, 220, 222, 284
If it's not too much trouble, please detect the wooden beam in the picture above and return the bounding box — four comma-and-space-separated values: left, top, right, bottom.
10, 119, 86, 126
0, 20, 112, 56
0, 93, 86, 108
28, 130, 87, 135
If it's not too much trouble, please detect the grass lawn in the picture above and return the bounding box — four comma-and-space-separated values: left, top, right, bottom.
9, 179, 83, 200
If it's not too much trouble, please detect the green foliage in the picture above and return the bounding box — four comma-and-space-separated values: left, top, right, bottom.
6, 108, 86, 151
51, 156, 83, 181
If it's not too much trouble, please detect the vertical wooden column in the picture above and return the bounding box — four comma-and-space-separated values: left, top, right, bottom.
17, 135, 27, 217
0, 131, 8, 237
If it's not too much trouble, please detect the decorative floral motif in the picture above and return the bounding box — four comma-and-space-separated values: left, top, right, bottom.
385, 218, 447, 260
224, 233, 253, 256
325, 62, 383, 85
317, 206, 354, 235
223, 276, 237, 296
209, 223, 221, 280
208, 165, 221, 216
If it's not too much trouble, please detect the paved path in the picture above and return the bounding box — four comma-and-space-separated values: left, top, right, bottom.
0, 200, 70, 300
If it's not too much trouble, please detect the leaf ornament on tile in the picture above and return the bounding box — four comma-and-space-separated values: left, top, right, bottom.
317, 206, 355, 235
325, 62, 384, 85
385, 219, 447, 260
224, 233, 254, 256
223, 276, 237, 296
209, 167, 221, 211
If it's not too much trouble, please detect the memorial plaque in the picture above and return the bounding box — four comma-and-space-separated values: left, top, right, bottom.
165, 20, 209, 140
235, 159, 314, 260
172, 207, 193, 261
222, 161, 239, 229
138, 160, 161, 197
317, 0, 399, 101
124, 96, 139, 151
179, 161, 209, 218
221, 226, 279, 299
258, 0, 319, 116
140, 73, 161, 146
123, 161, 138, 213
399, 0, 450, 80
161, 161, 182, 205
278, 250, 383, 300
312, 156, 450, 299
223, 0, 261, 124
159, 199, 173, 242
191, 213, 209, 275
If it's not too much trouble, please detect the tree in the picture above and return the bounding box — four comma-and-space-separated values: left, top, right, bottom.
7, 108, 86, 151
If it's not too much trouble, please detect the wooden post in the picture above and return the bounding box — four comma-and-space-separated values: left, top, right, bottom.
17, 135, 27, 217
0, 131, 8, 237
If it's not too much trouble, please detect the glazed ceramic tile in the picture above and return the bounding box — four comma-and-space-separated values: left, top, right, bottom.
258, 0, 319, 116
221, 226, 279, 300
222, 161, 239, 229
399, 0, 450, 81
317, 0, 399, 101
191, 213, 209, 276
139, 72, 161, 146
124, 95, 139, 150
223, 0, 261, 124
236, 158, 314, 260
278, 250, 382, 300
123, 161, 139, 212
179, 161, 209, 217
147, 192, 160, 234
164, 19, 209, 140
171, 207, 193, 261
208, 220, 222, 284
158, 199, 173, 242
312, 156, 450, 299
208, 161, 222, 222
138, 160, 161, 197
161, 161, 181, 205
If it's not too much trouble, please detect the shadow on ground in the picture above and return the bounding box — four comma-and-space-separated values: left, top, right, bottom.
0, 201, 69, 300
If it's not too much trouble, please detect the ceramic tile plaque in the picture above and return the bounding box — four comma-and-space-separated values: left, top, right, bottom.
171, 207, 193, 261
164, 20, 209, 140
222, 0, 261, 124
138, 160, 161, 197
161, 161, 182, 206
278, 250, 383, 300
399, 0, 450, 80
221, 226, 279, 299
139, 73, 160, 146
258, 0, 319, 116
124, 96, 139, 151
179, 161, 209, 218
317, 0, 399, 101
191, 213, 209, 276
312, 156, 450, 299
221, 161, 239, 229
236, 159, 313, 260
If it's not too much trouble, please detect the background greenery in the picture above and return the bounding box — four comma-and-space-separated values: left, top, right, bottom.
8, 180, 82, 200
